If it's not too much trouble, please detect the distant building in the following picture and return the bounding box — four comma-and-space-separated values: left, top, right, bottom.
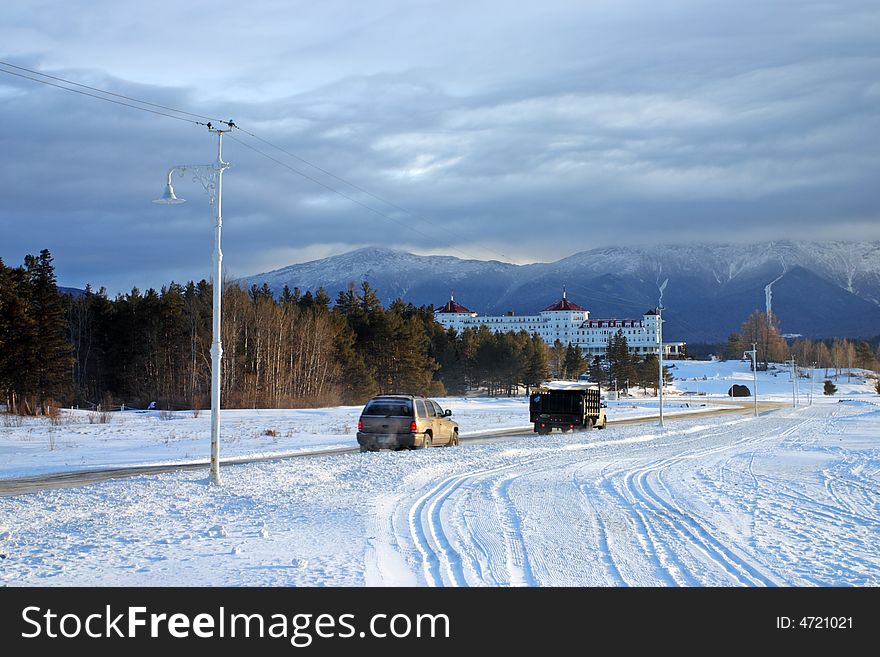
435, 289, 685, 359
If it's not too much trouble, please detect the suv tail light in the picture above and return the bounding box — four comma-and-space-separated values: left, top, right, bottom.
357, 419, 362, 431
410, 420, 418, 432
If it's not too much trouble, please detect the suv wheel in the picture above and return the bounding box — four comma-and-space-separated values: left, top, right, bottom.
451, 431, 459, 447
422, 434, 433, 449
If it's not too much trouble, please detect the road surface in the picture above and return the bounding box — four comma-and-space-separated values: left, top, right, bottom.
0, 399, 784, 496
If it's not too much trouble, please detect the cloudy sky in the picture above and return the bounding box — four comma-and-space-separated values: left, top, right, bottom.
2, 1, 878, 293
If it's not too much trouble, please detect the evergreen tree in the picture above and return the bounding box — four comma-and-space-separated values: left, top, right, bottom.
378, 303, 437, 395
522, 334, 549, 394
549, 339, 566, 379
333, 314, 376, 403
606, 330, 634, 391
24, 250, 73, 409
428, 325, 467, 395
854, 341, 874, 370
635, 353, 661, 394
497, 331, 526, 395
0, 259, 38, 412
279, 285, 295, 307
314, 287, 331, 311
725, 332, 744, 361
823, 379, 837, 396
588, 355, 606, 385
563, 343, 587, 380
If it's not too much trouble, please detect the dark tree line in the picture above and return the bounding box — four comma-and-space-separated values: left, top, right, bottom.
0, 252, 544, 410
431, 325, 550, 397
0, 250, 73, 414
1, 251, 681, 414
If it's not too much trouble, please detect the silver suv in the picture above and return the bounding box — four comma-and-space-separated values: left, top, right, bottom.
357, 395, 460, 452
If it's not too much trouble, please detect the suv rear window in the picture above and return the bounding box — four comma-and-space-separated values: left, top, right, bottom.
363, 399, 413, 417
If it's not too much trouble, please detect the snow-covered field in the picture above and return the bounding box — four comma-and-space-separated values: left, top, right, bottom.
0, 361, 877, 586
1, 376, 745, 479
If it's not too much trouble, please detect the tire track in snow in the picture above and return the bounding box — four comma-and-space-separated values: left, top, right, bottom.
600, 474, 682, 585
571, 468, 628, 586
490, 472, 537, 586
648, 467, 776, 586
583, 422, 764, 586
599, 423, 757, 585
822, 464, 879, 522
630, 418, 815, 585
769, 479, 880, 529
402, 434, 669, 586
406, 460, 529, 586
624, 423, 799, 586
607, 419, 794, 585
407, 472, 470, 586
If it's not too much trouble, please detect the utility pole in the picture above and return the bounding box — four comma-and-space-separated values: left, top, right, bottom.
154, 124, 232, 485
787, 357, 797, 408
809, 361, 816, 406
658, 279, 667, 428
744, 344, 759, 417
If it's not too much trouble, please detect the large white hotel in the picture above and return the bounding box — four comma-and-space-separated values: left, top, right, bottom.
434, 289, 685, 359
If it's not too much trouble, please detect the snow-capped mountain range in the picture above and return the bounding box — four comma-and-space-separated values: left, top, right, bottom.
242, 240, 880, 342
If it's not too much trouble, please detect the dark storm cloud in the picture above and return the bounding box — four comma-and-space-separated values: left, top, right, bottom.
1, 1, 878, 292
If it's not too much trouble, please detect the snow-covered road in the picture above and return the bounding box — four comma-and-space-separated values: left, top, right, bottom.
376, 401, 879, 586
1, 398, 877, 586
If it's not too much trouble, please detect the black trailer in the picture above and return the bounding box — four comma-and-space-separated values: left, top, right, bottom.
530, 385, 607, 434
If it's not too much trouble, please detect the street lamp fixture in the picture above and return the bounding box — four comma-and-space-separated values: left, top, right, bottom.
153, 124, 231, 485
155, 179, 186, 205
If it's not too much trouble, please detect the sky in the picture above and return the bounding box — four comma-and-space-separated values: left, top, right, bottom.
1, 0, 878, 294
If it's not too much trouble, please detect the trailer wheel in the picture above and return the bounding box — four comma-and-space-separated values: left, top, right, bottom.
585, 418, 594, 431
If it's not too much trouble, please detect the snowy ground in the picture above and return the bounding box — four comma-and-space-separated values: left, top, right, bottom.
7, 357, 865, 479
0, 384, 740, 479
1, 361, 877, 587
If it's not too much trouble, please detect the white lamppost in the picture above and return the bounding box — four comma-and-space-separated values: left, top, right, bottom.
744, 343, 758, 417
153, 124, 231, 485
809, 361, 816, 406
657, 279, 668, 427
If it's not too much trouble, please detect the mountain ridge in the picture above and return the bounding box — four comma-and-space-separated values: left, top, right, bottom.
241, 240, 880, 342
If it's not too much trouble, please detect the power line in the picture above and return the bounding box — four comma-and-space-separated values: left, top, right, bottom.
0, 60, 227, 125
227, 133, 488, 262
1, 61, 506, 262
0, 64, 203, 126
